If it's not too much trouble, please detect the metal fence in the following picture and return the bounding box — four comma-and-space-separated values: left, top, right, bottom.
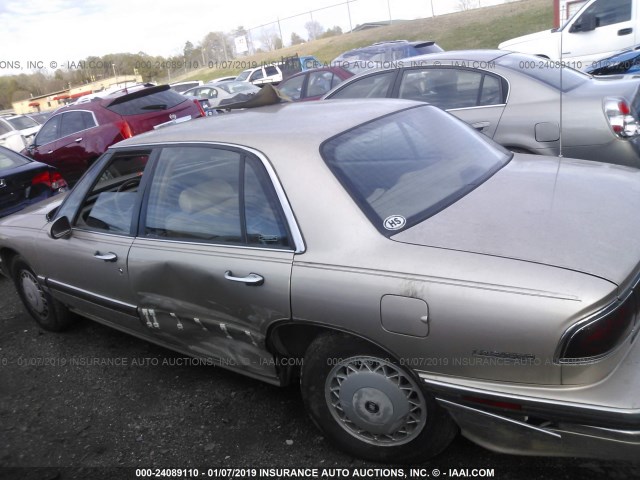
244, 0, 520, 53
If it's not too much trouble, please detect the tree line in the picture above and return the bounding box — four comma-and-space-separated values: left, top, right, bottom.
0, 22, 343, 110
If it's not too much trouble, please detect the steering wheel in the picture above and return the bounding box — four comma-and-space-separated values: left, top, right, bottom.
114, 177, 141, 215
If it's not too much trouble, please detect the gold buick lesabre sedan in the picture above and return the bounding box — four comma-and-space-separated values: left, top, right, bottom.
1, 100, 639, 463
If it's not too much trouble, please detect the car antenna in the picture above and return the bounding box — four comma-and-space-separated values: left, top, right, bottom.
559, 16, 564, 159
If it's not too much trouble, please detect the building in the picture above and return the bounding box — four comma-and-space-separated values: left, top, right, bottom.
12, 74, 143, 114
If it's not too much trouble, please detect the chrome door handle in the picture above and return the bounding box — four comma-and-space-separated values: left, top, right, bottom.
94, 251, 118, 262
472, 121, 491, 131
224, 270, 264, 286
74, 137, 83, 142
46, 150, 53, 154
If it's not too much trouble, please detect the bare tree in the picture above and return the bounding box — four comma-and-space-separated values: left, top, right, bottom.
258, 26, 282, 51
304, 20, 324, 41
457, 0, 476, 11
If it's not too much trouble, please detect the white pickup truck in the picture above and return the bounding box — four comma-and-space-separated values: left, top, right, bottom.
499, 0, 637, 68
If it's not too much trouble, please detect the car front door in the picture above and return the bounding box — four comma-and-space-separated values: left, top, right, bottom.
563, 0, 635, 62
127, 145, 297, 382
29, 114, 61, 165
396, 67, 507, 139
42, 149, 153, 334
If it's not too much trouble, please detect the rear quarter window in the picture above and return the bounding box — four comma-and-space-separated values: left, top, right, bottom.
107, 90, 187, 116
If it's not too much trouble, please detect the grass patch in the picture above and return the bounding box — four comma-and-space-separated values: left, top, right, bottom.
175, 0, 552, 83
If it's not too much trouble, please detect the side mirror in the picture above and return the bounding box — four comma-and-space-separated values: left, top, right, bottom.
570, 14, 598, 33
50, 216, 72, 239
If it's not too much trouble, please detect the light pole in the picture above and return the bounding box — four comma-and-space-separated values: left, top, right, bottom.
111, 63, 118, 87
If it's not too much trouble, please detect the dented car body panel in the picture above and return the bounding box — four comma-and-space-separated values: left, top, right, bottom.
1, 100, 640, 460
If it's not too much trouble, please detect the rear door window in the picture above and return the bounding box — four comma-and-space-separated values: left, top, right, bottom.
330, 71, 396, 99
60, 111, 97, 137
143, 146, 290, 248
399, 68, 491, 109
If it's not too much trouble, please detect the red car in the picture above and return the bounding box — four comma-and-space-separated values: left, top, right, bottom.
277, 66, 353, 102
25, 85, 204, 185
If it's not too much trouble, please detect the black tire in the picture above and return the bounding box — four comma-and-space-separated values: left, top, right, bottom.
301, 333, 458, 463
12, 256, 75, 332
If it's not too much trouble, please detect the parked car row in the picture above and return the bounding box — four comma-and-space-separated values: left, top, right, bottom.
323, 49, 640, 167
0, 114, 42, 152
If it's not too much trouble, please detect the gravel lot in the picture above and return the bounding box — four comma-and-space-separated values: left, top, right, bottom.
0, 274, 638, 480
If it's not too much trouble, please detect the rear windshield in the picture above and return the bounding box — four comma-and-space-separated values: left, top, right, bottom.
106, 89, 187, 116
321, 105, 510, 234
0, 148, 30, 169
6, 116, 39, 130
497, 53, 589, 92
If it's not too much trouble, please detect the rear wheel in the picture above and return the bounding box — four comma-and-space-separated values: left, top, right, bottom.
301, 333, 458, 463
12, 257, 75, 331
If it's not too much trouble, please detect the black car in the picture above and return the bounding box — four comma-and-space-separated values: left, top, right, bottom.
0, 146, 67, 218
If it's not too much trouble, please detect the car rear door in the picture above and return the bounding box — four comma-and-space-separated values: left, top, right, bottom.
127, 144, 298, 382
54, 111, 99, 184
395, 67, 507, 139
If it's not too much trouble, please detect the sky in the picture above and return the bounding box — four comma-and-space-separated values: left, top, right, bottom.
0, 0, 513, 76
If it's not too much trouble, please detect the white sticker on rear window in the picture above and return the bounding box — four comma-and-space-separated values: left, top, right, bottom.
383, 215, 406, 231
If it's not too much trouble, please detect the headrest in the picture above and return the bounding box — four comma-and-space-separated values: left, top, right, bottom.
178, 179, 234, 213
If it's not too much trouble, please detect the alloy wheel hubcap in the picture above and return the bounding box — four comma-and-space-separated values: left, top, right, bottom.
325, 356, 427, 446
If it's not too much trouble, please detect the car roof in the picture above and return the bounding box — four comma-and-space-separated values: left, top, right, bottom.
113, 99, 424, 150
407, 49, 511, 64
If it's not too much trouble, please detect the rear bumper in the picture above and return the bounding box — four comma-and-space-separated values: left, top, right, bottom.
437, 400, 640, 460
562, 136, 640, 169
420, 333, 640, 460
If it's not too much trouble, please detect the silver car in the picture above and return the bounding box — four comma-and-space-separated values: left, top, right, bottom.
325, 50, 640, 167
1, 100, 639, 463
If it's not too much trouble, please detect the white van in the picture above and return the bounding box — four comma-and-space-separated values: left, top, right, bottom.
499, 0, 637, 67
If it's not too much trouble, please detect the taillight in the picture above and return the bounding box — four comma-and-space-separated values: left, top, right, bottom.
558, 292, 637, 362
117, 120, 133, 139
604, 97, 639, 138
193, 99, 206, 118
32, 170, 68, 191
